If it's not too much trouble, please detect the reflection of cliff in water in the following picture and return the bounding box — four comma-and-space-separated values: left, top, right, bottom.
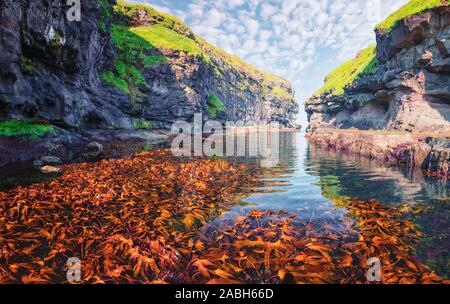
305, 143, 449, 278
214, 132, 449, 278
305, 145, 449, 205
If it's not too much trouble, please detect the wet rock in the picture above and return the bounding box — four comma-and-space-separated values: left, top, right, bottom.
82, 142, 104, 160
307, 129, 449, 178
40, 156, 62, 166
40, 166, 61, 174
32, 159, 44, 168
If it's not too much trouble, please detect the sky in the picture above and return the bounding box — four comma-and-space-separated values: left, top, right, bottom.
129, 0, 409, 126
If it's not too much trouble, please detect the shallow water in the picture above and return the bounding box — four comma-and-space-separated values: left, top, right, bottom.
213, 131, 449, 278
1, 131, 448, 280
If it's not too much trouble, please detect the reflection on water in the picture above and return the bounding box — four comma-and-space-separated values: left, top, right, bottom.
0, 131, 448, 280
0, 167, 60, 190
218, 131, 449, 278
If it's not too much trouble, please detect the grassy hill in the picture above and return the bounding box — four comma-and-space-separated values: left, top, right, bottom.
101, 0, 291, 98
311, 45, 377, 98
376, 0, 450, 33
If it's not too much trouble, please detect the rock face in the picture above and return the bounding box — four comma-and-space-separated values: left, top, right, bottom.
307, 130, 449, 178
306, 6, 450, 133
0, 0, 298, 131
305, 5, 450, 177
0, 0, 129, 128
141, 50, 298, 128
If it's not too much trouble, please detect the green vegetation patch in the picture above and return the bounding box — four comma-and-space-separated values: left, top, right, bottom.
376, 0, 449, 32
99, 21, 106, 32
100, 71, 130, 94
130, 24, 203, 57
0, 120, 56, 140
20, 56, 35, 75
97, 0, 113, 19
101, 25, 168, 95
312, 45, 378, 98
207, 95, 226, 119
271, 87, 293, 100
114, 0, 192, 36
143, 55, 168, 67
134, 119, 153, 130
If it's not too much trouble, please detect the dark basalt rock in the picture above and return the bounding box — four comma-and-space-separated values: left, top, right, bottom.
0, 0, 130, 129
0, 0, 298, 134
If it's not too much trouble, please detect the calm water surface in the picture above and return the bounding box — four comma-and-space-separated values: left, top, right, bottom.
215, 131, 449, 278
1, 131, 448, 278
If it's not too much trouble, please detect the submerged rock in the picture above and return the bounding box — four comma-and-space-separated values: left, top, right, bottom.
82, 142, 104, 160
40, 165, 61, 174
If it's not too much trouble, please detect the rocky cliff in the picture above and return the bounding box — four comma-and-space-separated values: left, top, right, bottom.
0, 0, 298, 131
306, 4, 450, 133
305, 2, 450, 177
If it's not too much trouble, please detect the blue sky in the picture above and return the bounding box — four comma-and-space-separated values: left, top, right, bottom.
129, 0, 408, 126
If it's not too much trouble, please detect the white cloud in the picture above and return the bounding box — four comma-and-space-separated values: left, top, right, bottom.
260, 3, 277, 20
138, 0, 409, 124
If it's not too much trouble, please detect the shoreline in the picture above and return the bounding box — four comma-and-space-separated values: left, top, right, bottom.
0, 129, 171, 170
306, 129, 450, 179
0, 126, 301, 170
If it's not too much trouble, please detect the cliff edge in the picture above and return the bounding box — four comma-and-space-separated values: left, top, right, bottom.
0, 0, 298, 131
305, 1, 450, 177
306, 2, 450, 133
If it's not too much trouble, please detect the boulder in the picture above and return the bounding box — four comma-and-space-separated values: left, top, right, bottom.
40, 156, 62, 166
83, 142, 104, 160
40, 165, 61, 174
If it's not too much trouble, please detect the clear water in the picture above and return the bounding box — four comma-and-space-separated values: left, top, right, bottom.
1, 131, 448, 278
215, 131, 450, 278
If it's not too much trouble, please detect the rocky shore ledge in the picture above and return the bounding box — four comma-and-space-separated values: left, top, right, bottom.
306, 129, 449, 178
0, 129, 170, 170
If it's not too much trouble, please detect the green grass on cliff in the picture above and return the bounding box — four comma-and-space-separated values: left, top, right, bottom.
376, 0, 450, 32
311, 45, 377, 98
114, 0, 191, 35
143, 55, 168, 67
197, 36, 290, 87
130, 25, 203, 57
101, 72, 130, 94
271, 87, 294, 100
101, 25, 167, 95
113, 1, 291, 91
207, 95, 226, 119
0, 120, 56, 140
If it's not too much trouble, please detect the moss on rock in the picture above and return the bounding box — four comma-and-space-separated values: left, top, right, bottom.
207, 95, 226, 119
0, 120, 56, 140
